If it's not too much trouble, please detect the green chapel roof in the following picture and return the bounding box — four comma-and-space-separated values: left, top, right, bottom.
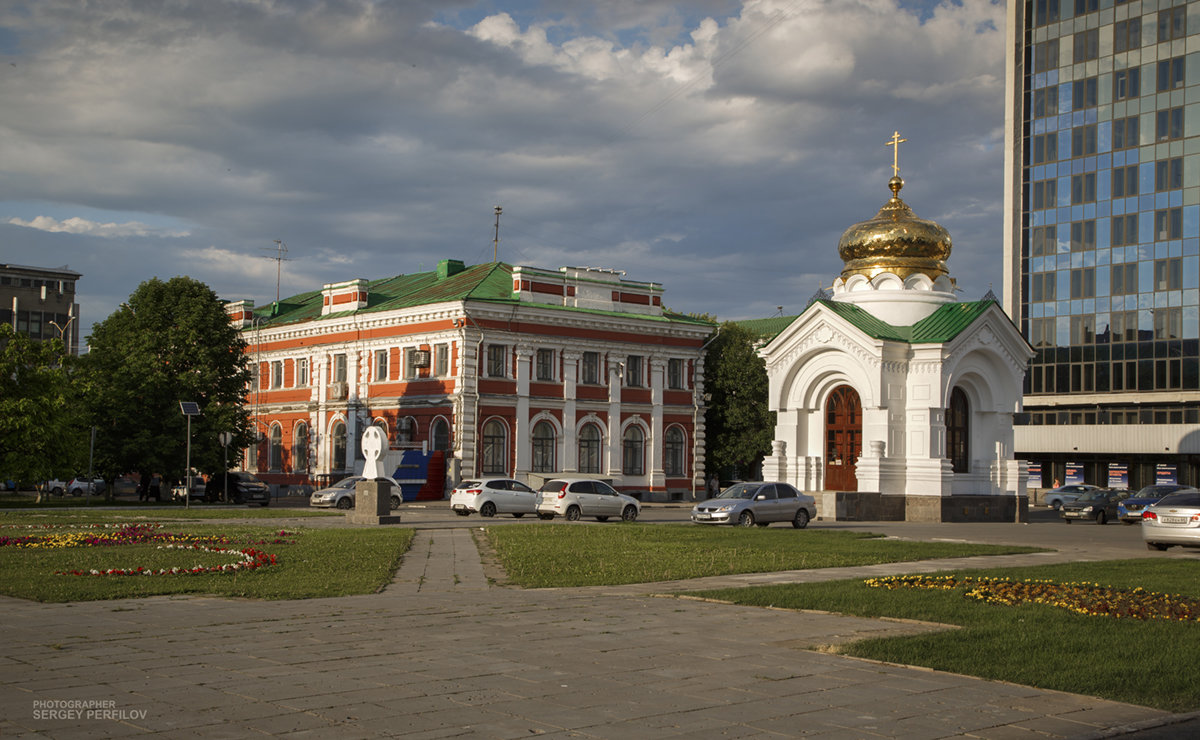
749, 298, 999, 345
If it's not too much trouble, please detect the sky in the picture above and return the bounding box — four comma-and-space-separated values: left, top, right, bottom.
0, 0, 1007, 339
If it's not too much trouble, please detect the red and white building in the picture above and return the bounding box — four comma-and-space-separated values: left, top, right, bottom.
226, 260, 715, 500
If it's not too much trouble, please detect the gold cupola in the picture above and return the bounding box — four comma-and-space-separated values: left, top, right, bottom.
837, 174, 952, 282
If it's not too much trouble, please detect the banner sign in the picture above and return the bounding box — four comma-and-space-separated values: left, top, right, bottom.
1107, 463, 1129, 490
1065, 462, 1084, 486
1156, 463, 1178, 485
1026, 462, 1042, 488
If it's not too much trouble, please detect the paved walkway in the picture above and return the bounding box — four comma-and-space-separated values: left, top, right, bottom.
0, 527, 1192, 738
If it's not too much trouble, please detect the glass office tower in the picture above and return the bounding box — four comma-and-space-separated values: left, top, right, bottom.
1004, 0, 1200, 488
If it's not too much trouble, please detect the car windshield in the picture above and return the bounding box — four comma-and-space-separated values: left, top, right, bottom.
459, 481, 481, 489
334, 478, 359, 489
715, 483, 758, 500
1156, 492, 1200, 507
1077, 491, 1108, 502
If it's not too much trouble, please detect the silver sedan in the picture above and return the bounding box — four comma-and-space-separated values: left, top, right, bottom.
1142, 490, 1200, 550
691, 482, 816, 528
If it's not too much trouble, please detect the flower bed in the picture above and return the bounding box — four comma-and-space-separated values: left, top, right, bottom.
0, 523, 294, 577
866, 574, 1200, 622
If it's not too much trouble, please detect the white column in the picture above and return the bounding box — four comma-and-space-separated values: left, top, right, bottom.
649, 355, 666, 491
562, 350, 580, 473
514, 345, 533, 477
606, 354, 622, 478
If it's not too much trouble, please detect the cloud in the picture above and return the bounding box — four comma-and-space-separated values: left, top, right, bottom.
0, 0, 1008, 328
7, 216, 190, 239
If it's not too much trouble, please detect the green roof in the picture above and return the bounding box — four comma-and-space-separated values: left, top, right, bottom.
249, 261, 713, 329
752, 299, 1000, 345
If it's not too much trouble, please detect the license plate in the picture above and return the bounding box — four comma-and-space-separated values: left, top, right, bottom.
1161, 516, 1188, 524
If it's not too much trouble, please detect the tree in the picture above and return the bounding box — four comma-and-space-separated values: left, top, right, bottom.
703, 322, 774, 480
0, 325, 86, 498
80, 277, 253, 494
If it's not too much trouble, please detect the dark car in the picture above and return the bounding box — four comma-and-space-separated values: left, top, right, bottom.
1061, 489, 1127, 524
1118, 484, 1196, 524
205, 472, 271, 506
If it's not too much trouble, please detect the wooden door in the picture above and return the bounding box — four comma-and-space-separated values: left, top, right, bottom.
824, 385, 861, 491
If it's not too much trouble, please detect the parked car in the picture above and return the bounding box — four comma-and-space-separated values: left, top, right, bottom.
1061, 489, 1128, 524
1043, 484, 1101, 510
1118, 484, 1195, 525
205, 472, 271, 506
68, 477, 106, 496
450, 478, 538, 517
309, 476, 401, 510
536, 478, 640, 522
691, 481, 816, 528
170, 476, 207, 502
1142, 490, 1200, 550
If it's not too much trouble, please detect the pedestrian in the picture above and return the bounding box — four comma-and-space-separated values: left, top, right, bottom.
138, 472, 149, 502
150, 474, 161, 502
1052, 478, 1060, 489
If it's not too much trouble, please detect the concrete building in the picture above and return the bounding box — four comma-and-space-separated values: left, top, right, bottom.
1004, 0, 1200, 490
0, 263, 80, 354
228, 259, 714, 500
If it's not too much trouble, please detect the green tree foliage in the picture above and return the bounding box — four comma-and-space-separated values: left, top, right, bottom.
703, 322, 774, 479
80, 277, 252, 489
0, 325, 86, 493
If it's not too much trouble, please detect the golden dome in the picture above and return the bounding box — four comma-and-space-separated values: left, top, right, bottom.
837, 175, 952, 282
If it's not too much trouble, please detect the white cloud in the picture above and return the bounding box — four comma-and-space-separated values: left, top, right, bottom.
0, 0, 1009, 327
7, 216, 190, 239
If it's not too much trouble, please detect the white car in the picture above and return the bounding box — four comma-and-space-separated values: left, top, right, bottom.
450, 478, 538, 518
536, 478, 640, 522
1043, 484, 1100, 510
310, 476, 402, 510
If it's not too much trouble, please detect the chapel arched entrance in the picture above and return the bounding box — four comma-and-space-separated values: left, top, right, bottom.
824, 385, 861, 491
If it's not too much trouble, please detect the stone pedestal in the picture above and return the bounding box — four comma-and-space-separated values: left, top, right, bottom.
348, 480, 402, 525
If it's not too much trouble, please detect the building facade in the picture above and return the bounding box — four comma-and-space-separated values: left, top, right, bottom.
1004, 0, 1200, 490
229, 260, 714, 500
1, 263, 81, 354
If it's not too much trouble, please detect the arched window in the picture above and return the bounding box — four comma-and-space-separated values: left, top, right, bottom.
664, 426, 685, 477
431, 418, 450, 452
578, 423, 602, 474
396, 416, 416, 446
622, 425, 644, 476
481, 419, 507, 475
532, 420, 556, 473
947, 387, 970, 474
331, 421, 347, 472
268, 424, 283, 472
293, 423, 309, 474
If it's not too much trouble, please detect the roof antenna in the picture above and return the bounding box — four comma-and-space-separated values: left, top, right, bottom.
493, 205, 503, 263
262, 240, 290, 303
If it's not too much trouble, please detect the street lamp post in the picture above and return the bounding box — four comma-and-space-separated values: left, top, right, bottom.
180, 402, 201, 509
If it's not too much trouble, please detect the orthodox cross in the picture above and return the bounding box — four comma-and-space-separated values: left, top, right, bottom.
885, 130, 907, 176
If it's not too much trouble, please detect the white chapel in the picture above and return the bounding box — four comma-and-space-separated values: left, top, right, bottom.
759, 137, 1034, 522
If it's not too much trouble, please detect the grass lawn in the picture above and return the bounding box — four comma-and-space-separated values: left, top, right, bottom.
0, 499, 339, 520
687, 559, 1200, 712
0, 517, 413, 601
484, 524, 1045, 588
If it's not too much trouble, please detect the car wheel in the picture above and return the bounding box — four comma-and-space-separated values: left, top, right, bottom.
1051, 500, 1062, 511
792, 509, 810, 529
622, 505, 638, 522
390, 495, 401, 511
1095, 510, 1107, 525
335, 497, 352, 510
565, 505, 582, 522
51, 487, 63, 497
480, 501, 497, 518
1147, 542, 1169, 551
512, 513, 525, 518
738, 510, 755, 527
595, 516, 609, 522
537, 513, 554, 520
